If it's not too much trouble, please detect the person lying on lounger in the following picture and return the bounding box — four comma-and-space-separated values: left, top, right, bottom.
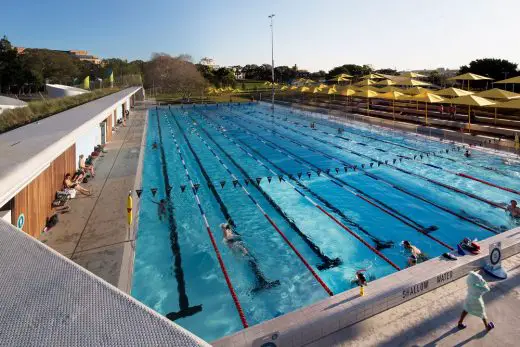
79, 155, 95, 178
63, 173, 90, 195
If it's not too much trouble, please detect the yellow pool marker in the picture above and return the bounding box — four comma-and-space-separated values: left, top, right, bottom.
127, 190, 133, 225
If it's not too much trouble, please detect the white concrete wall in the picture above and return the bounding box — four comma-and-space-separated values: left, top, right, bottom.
116, 104, 123, 120
75, 124, 102, 168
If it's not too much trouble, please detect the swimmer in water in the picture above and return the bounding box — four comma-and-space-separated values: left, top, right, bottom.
152, 142, 158, 149
507, 200, 520, 218
464, 149, 471, 158
151, 198, 167, 221
221, 223, 248, 255
403, 240, 428, 265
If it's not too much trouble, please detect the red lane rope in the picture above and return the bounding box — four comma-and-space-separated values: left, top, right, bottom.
200, 111, 406, 268
180, 113, 334, 296
457, 173, 520, 196
315, 205, 401, 270
163, 112, 248, 328
211, 110, 457, 250
263, 213, 334, 295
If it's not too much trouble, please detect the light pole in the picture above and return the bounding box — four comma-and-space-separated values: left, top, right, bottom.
268, 14, 275, 112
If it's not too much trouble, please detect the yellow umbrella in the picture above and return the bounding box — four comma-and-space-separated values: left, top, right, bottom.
280, 85, 289, 91
397, 78, 431, 87
355, 79, 376, 87
339, 87, 356, 96
495, 76, 520, 84
263, 81, 272, 86
435, 87, 474, 98
475, 88, 520, 100
402, 86, 434, 95
290, 85, 298, 91
448, 95, 496, 130
327, 85, 338, 95
378, 91, 407, 120
318, 83, 328, 89
328, 75, 351, 83
487, 96, 520, 124
374, 79, 396, 86
312, 86, 321, 94
300, 86, 310, 93
448, 73, 493, 81
333, 73, 353, 79
357, 86, 380, 92
412, 92, 445, 125
378, 86, 403, 93
448, 73, 493, 91
361, 73, 385, 80
353, 89, 380, 114
400, 72, 427, 78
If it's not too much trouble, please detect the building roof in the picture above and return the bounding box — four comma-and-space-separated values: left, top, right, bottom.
0, 219, 209, 347
46, 84, 89, 93
0, 87, 141, 207
0, 95, 28, 107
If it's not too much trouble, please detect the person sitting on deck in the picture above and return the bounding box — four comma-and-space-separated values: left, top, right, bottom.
79, 154, 95, 178
63, 173, 90, 195
221, 223, 248, 256
507, 200, 520, 218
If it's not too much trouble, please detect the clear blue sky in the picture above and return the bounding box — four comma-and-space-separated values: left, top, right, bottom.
3, 0, 519, 72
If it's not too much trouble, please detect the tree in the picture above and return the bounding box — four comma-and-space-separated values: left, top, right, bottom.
459, 58, 518, 81
214, 67, 236, 87
326, 64, 372, 79
20, 48, 80, 86
144, 53, 206, 98
0, 35, 24, 92
375, 68, 398, 76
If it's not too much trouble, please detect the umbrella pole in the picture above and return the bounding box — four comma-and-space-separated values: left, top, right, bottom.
495, 107, 497, 125
392, 99, 395, 121
425, 103, 428, 125
468, 105, 471, 131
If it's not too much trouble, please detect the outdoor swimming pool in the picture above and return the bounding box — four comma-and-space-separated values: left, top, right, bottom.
132, 103, 520, 341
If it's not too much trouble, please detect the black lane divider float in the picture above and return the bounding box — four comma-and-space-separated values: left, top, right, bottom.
274, 108, 516, 179
193, 111, 394, 251
159, 110, 248, 328
167, 110, 282, 295
209, 112, 458, 251
193, 111, 395, 251
195, 113, 401, 271
223, 111, 499, 235
153, 108, 203, 321
265, 112, 520, 197
241, 112, 507, 211
277, 112, 520, 197
183, 112, 342, 271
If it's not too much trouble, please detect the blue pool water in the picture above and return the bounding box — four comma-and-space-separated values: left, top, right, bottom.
132, 103, 520, 341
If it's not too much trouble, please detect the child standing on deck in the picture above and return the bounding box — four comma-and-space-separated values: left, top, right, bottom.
457, 271, 494, 332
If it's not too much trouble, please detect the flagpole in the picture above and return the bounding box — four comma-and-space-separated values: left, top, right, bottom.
269, 14, 275, 112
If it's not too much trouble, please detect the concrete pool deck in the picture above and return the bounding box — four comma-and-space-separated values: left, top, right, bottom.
39, 102, 148, 292
306, 252, 520, 347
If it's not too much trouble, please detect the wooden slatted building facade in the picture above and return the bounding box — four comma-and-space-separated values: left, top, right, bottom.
0, 88, 143, 239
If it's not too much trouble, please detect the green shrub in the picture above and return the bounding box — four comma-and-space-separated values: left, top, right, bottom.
0, 88, 121, 133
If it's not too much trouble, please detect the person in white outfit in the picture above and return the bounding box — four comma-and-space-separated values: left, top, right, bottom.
457, 271, 494, 331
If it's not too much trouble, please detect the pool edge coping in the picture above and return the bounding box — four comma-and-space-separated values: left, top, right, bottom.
212, 226, 520, 347
117, 104, 150, 294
